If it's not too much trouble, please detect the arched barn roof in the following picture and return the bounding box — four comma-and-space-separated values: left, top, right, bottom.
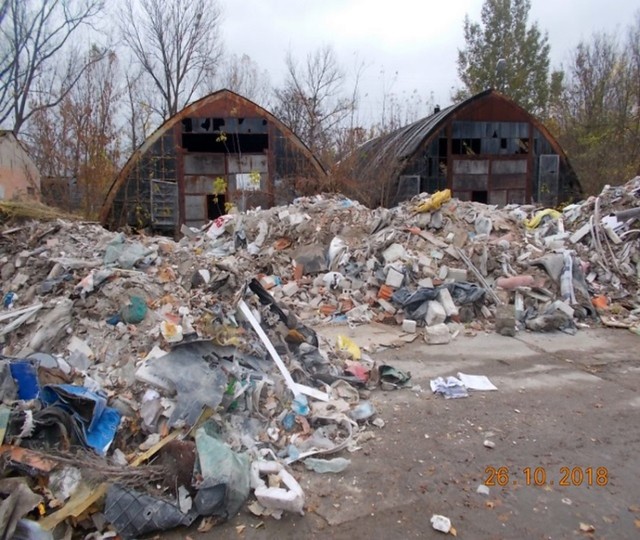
346, 89, 581, 207
100, 89, 326, 228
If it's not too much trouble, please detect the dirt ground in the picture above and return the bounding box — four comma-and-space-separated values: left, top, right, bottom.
166, 327, 640, 540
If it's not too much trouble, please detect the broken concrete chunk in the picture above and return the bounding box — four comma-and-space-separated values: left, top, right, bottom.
426, 301, 447, 326
437, 288, 459, 318
446, 268, 468, 282
495, 304, 516, 336
402, 319, 417, 333
377, 299, 397, 314
385, 264, 405, 288
281, 282, 299, 297
382, 243, 407, 264
424, 323, 451, 344
418, 277, 434, 288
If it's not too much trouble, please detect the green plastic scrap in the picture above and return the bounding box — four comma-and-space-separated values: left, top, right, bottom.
194, 421, 251, 518
120, 296, 147, 324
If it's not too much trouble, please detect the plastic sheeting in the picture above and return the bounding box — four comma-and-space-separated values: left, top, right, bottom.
392, 282, 486, 320
134, 341, 228, 428
39, 385, 121, 455
104, 484, 198, 539
194, 421, 251, 519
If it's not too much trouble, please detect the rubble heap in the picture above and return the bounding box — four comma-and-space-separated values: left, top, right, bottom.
0, 177, 638, 537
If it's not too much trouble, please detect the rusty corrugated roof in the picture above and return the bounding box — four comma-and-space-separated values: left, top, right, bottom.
348, 89, 574, 187
356, 104, 454, 167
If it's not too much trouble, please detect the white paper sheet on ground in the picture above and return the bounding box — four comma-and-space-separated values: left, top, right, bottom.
429, 376, 468, 399
457, 372, 498, 391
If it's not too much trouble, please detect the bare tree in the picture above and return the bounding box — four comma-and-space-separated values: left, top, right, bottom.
120, 0, 223, 121
213, 53, 271, 107
0, 0, 105, 134
123, 69, 155, 153
273, 46, 355, 161
553, 16, 640, 195
28, 48, 121, 217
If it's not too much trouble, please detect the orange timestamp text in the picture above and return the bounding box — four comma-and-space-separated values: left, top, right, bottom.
484, 466, 609, 487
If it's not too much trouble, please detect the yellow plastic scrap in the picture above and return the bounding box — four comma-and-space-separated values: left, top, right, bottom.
525, 208, 561, 228
415, 189, 451, 213
336, 335, 361, 360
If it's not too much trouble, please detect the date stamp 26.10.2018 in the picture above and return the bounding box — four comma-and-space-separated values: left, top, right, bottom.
484, 466, 609, 487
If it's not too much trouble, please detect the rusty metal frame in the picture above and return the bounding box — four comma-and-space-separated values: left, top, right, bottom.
348, 89, 578, 206
99, 89, 327, 226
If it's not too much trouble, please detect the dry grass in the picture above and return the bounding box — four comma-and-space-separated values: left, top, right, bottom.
0, 200, 81, 223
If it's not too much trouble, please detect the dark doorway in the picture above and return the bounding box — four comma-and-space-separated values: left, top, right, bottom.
472, 190, 488, 204
207, 194, 226, 220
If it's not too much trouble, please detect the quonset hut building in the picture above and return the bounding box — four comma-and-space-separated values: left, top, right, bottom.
100, 89, 326, 232
343, 89, 581, 208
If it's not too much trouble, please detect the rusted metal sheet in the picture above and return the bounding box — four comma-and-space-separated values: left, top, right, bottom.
453, 174, 489, 191
183, 154, 225, 175
490, 174, 527, 190
453, 159, 489, 174
491, 159, 527, 174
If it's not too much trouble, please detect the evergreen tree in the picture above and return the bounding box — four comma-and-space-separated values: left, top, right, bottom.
456, 0, 561, 115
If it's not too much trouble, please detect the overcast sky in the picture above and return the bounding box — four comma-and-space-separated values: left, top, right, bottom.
220, 0, 638, 122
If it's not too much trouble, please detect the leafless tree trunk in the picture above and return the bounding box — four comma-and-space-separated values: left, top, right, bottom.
123, 69, 155, 153
120, 0, 223, 121
0, 0, 105, 135
273, 46, 356, 162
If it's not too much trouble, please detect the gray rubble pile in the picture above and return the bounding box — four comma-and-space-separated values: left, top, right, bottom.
0, 176, 638, 537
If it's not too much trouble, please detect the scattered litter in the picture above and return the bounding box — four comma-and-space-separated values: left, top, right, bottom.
457, 373, 498, 391
379, 365, 412, 389
104, 484, 197, 538
0, 180, 638, 537
431, 372, 498, 399
579, 522, 596, 533
336, 335, 361, 360
251, 460, 305, 517
430, 376, 469, 399
194, 422, 250, 519
349, 401, 376, 421
430, 513, 453, 534
303, 457, 351, 473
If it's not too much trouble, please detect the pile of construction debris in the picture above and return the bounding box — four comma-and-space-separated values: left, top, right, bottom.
0, 177, 638, 537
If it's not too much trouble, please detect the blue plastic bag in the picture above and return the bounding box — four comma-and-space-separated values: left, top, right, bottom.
40, 384, 121, 455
